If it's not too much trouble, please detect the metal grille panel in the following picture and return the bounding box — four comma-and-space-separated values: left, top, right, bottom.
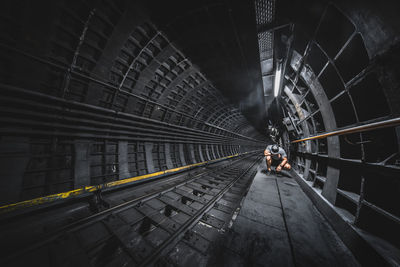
255, 0, 275, 60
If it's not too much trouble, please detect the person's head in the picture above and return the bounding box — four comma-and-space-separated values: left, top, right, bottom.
271, 144, 279, 154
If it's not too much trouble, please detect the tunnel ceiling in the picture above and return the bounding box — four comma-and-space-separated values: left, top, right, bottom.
141, 0, 267, 131
0, 0, 269, 205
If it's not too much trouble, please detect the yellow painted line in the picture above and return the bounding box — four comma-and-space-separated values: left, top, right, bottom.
0, 153, 244, 214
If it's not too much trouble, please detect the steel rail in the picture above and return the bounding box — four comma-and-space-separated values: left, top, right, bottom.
138, 156, 260, 266
0, 151, 261, 216
291, 117, 400, 143
1, 154, 255, 264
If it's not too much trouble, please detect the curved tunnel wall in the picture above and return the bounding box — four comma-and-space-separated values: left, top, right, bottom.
0, 1, 266, 205
280, 2, 400, 248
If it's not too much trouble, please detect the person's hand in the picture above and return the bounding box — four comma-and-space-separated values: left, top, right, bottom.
276, 165, 282, 172
267, 168, 271, 172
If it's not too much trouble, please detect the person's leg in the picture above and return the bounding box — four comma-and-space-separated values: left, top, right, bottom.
266, 156, 272, 171
270, 158, 280, 172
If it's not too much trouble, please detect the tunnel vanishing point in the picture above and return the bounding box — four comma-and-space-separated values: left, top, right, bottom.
0, 0, 399, 266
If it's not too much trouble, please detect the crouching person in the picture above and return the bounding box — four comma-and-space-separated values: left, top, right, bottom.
264, 144, 291, 172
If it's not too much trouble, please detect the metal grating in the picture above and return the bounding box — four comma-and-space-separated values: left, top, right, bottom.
255, 0, 275, 25
255, 0, 275, 61
258, 32, 274, 60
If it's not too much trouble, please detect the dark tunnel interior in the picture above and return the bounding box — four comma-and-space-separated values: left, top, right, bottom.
0, 0, 400, 266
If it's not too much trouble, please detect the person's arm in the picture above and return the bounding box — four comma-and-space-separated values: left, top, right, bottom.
276, 157, 288, 172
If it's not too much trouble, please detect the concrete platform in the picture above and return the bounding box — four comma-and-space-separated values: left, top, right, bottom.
209, 162, 360, 267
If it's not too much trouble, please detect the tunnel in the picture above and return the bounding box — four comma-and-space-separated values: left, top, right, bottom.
0, 0, 399, 266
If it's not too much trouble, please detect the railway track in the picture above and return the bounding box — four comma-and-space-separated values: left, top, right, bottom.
2, 154, 261, 267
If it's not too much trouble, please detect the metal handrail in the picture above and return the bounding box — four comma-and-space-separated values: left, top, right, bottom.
291, 117, 400, 143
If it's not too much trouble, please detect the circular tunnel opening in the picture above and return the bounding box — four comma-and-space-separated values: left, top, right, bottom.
0, 0, 400, 265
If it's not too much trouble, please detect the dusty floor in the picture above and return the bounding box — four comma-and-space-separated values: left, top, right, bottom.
208, 161, 360, 267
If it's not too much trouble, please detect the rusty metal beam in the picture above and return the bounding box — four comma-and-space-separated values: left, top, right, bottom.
292, 117, 400, 143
